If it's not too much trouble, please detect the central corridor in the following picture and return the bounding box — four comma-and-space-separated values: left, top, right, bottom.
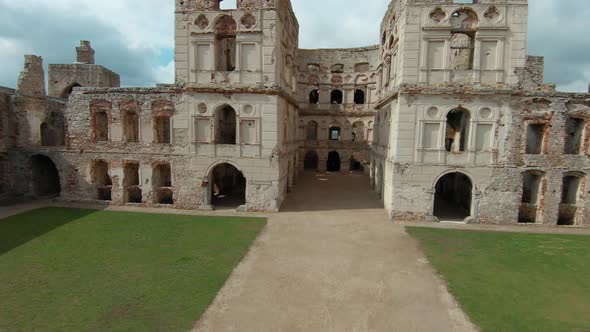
194, 172, 476, 332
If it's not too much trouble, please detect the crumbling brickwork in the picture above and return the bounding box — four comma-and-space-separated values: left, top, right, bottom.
1, 0, 588, 225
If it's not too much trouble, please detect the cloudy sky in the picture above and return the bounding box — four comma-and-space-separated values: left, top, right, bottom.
0, 0, 588, 92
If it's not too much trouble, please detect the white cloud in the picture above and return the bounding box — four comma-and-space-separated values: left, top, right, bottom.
153, 61, 175, 85
0, 0, 588, 92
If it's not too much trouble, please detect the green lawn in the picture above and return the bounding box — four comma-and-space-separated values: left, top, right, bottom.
407, 227, 590, 332
0, 207, 266, 331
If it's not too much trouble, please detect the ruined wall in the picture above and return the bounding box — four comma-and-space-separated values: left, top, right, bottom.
48, 65, 120, 99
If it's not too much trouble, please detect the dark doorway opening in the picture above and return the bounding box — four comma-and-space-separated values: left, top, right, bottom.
31, 155, 60, 197
326, 151, 341, 172
211, 163, 246, 209
433, 172, 472, 221
350, 157, 364, 172
304, 151, 319, 171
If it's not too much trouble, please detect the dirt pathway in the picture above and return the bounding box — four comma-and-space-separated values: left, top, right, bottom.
193, 172, 477, 332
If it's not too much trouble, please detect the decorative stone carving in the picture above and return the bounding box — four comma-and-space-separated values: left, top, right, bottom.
195, 14, 209, 29
241, 13, 256, 29
429, 7, 447, 23
483, 6, 501, 23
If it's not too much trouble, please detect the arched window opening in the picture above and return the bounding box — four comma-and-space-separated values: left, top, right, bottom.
31, 155, 60, 197
215, 105, 237, 144
354, 89, 366, 105
450, 32, 475, 70
525, 123, 547, 154
60, 82, 81, 99
211, 163, 246, 209
327, 151, 341, 172
434, 172, 472, 221
91, 100, 112, 142
124, 162, 142, 203
92, 160, 112, 201
304, 151, 319, 171
123, 110, 139, 143
445, 108, 470, 152
154, 116, 171, 144
564, 117, 585, 155
519, 171, 546, 224
153, 163, 173, 205
450, 9, 478, 70
215, 15, 237, 71
309, 89, 320, 104
330, 90, 343, 104
558, 174, 585, 226
306, 120, 318, 140
329, 127, 341, 141
40, 123, 52, 146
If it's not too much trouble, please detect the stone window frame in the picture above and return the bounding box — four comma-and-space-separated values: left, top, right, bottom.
523, 119, 550, 155
152, 101, 174, 145
89, 100, 113, 143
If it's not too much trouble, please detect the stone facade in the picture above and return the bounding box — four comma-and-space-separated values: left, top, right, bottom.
0, 0, 588, 225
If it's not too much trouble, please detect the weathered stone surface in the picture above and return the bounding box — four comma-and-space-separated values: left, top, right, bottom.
0, 0, 588, 225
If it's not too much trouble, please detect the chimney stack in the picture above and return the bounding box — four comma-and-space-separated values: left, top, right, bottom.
76, 40, 95, 64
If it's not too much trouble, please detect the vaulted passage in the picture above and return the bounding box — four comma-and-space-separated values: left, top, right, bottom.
326, 151, 341, 172
211, 163, 246, 209
31, 155, 60, 197
434, 172, 472, 221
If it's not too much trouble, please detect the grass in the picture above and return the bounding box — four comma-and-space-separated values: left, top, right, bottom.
407, 227, 590, 332
0, 207, 266, 331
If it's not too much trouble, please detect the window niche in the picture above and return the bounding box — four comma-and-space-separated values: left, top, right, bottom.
124, 162, 142, 203
152, 100, 173, 144
215, 15, 237, 71
309, 89, 320, 104
92, 160, 112, 201
153, 162, 173, 205
90, 100, 112, 142
330, 90, 343, 105
445, 108, 471, 152
120, 100, 141, 143
518, 171, 545, 224
525, 123, 547, 155
558, 173, 585, 226
306, 121, 318, 140
354, 90, 366, 105
215, 105, 237, 144
449, 8, 478, 70
564, 117, 585, 155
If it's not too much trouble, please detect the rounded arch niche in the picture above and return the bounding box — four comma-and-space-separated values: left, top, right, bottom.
433, 172, 473, 222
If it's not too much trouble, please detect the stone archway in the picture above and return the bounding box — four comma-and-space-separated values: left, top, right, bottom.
31, 155, 60, 197
210, 163, 246, 209
433, 172, 473, 221
327, 151, 341, 172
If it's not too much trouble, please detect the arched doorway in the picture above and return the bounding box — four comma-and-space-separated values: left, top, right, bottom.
31, 155, 60, 197
327, 151, 341, 172
304, 151, 319, 171
434, 172, 473, 221
211, 163, 246, 209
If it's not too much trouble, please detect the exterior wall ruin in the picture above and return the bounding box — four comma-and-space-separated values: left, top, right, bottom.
1, 0, 588, 225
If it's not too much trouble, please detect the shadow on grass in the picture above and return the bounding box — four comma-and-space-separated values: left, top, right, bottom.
0, 207, 100, 256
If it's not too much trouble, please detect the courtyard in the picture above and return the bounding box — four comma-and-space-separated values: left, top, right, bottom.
0, 207, 265, 331
1, 173, 590, 331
